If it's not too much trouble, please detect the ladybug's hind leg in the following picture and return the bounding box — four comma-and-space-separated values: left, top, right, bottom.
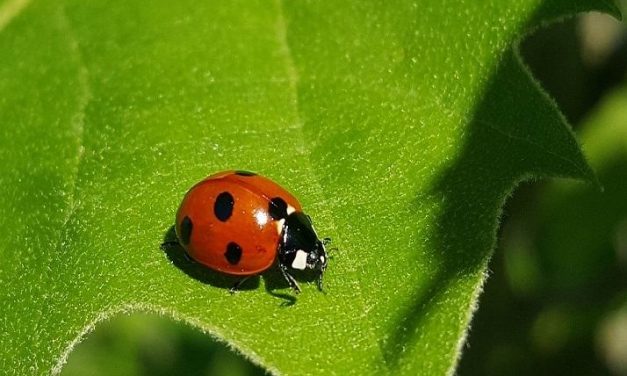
160, 241, 195, 263
279, 264, 301, 294
160, 240, 180, 250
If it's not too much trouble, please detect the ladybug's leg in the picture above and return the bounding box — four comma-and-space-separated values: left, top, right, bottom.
229, 277, 251, 294
160, 241, 194, 263
279, 264, 301, 294
316, 274, 324, 292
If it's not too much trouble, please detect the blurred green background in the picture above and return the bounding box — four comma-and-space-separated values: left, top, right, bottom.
61, 9, 627, 376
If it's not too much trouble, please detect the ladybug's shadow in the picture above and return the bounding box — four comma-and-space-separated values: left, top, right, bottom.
162, 226, 308, 306
259, 266, 320, 307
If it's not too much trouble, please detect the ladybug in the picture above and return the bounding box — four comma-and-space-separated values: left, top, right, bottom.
173, 170, 329, 294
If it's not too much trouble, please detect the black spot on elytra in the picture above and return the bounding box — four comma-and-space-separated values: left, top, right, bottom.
269, 197, 288, 220
225, 242, 242, 265
214, 192, 234, 222
179, 216, 193, 245
234, 170, 256, 176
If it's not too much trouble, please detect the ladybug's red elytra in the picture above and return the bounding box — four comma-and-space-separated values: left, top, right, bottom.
173, 170, 329, 294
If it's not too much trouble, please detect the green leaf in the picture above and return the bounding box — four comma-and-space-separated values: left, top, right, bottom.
0, 0, 617, 374
537, 86, 627, 291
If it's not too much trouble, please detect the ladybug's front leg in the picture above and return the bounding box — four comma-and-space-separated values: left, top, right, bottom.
279, 264, 301, 294
316, 274, 324, 292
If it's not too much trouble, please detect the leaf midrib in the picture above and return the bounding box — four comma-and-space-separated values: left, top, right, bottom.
274, 0, 385, 368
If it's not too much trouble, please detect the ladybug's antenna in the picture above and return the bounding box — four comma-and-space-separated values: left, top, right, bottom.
322, 237, 337, 259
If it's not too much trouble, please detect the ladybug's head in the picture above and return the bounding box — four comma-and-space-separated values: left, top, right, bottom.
308, 235, 328, 271
279, 212, 330, 291
310, 237, 330, 290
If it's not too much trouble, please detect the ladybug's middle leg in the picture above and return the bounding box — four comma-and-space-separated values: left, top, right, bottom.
229, 277, 251, 294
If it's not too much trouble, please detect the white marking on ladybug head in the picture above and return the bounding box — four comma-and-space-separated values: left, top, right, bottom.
291, 250, 307, 270
287, 205, 296, 215
319, 255, 325, 264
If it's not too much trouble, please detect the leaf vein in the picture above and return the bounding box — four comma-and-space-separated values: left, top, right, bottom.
56, 4, 91, 227
274, 0, 384, 366
477, 119, 588, 178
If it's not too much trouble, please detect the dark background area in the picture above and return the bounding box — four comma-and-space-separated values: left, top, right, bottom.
61, 9, 627, 376
460, 9, 627, 376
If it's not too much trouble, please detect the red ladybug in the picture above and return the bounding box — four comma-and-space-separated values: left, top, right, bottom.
174, 170, 329, 293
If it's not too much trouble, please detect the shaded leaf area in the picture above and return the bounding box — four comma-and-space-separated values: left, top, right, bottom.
460, 85, 627, 376
0, 0, 616, 374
